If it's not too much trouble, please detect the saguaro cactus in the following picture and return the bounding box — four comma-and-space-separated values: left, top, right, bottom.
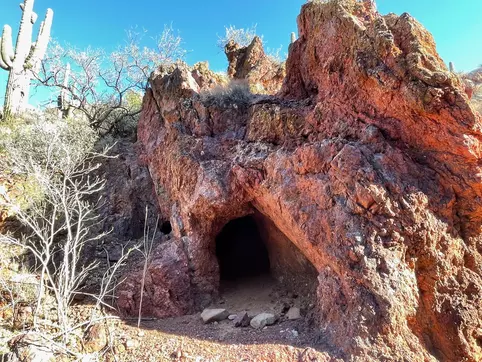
0, 0, 53, 118
449, 61, 455, 73
290, 32, 296, 45
57, 63, 72, 119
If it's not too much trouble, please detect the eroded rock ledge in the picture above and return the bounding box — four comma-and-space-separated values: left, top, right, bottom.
117, 0, 482, 360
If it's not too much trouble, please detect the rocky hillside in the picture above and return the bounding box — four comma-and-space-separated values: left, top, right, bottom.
117, 0, 482, 360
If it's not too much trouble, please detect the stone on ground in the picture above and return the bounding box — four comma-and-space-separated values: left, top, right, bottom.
82, 323, 108, 353
250, 313, 276, 329
200, 308, 229, 323
233, 312, 251, 327
7, 332, 56, 362
286, 307, 301, 320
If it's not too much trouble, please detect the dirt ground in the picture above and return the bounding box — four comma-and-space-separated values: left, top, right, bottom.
107, 275, 340, 362
1, 274, 340, 361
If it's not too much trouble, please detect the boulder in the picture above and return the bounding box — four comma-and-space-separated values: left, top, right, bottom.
6, 332, 56, 362
116, 238, 194, 318
12, 302, 33, 330
225, 36, 285, 95
250, 313, 276, 329
200, 308, 229, 323
82, 323, 108, 353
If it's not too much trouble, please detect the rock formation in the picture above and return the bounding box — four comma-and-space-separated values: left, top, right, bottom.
118, 0, 482, 360
225, 36, 285, 94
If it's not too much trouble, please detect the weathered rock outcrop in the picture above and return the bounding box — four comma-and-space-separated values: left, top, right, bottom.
225, 36, 285, 94
119, 0, 482, 360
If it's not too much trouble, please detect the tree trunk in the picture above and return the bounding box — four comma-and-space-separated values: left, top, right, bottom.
3, 65, 31, 118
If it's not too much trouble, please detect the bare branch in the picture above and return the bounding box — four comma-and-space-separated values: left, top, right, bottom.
33, 26, 185, 134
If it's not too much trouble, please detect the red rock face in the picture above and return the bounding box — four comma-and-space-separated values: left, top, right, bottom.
120, 0, 482, 360
225, 36, 285, 94
117, 238, 194, 319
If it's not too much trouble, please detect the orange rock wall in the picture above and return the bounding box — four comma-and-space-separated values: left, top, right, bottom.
119, 1, 482, 360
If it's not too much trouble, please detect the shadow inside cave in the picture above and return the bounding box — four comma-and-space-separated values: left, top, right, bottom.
215, 215, 270, 281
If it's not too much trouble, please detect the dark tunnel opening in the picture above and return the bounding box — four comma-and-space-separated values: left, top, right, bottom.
215, 215, 270, 281
160, 220, 172, 235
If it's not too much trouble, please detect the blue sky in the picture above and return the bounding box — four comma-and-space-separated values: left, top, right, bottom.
1, 0, 481, 106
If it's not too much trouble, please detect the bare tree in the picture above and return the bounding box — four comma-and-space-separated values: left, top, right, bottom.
0, 116, 111, 342
35, 25, 185, 133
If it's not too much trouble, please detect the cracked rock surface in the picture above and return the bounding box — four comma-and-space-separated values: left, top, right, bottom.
118, 1, 482, 360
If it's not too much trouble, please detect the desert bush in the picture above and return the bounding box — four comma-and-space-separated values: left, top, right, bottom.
0, 114, 135, 359
200, 80, 254, 109
0, 116, 99, 328
1, 114, 96, 211
217, 25, 259, 49
0, 239, 38, 330
266, 46, 286, 66
472, 87, 482, 113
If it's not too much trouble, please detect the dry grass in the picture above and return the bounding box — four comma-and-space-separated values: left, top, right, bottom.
200, 80, 254, 109
471, 86, 482, 114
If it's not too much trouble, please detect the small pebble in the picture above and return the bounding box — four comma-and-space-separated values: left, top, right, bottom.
125, 339, 136, 349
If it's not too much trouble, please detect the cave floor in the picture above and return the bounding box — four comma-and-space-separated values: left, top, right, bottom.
214, 274, 312, 318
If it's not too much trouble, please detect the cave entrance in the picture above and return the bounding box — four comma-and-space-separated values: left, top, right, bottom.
215, 215, 270, 281
214, 211, 318, 316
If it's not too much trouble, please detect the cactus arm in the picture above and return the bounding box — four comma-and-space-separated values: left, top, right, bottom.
15, 0, 35, 66
0, 36, 10, 70
25, 8, 53, 70
3, 0, 54, 116
1, 25, 14, 68
290, 32, 296, 44
19, 2, 37, 23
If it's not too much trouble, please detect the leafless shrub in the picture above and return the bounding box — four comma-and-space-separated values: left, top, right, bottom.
217, 25, 259, 49
0, 116, 126, 350
266, 46, 287, 66
35, 25, 186, 134
472, 86, 482, 114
